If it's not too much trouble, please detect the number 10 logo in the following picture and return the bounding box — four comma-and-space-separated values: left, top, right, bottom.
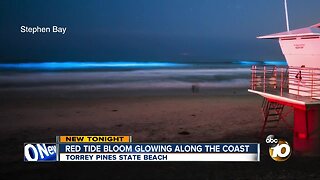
269, 139, 291, 161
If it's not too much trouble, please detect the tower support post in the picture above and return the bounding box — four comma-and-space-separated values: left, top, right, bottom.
293, 105, 320, 154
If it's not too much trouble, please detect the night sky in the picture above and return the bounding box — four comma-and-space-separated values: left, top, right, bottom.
0, 0, 319, 62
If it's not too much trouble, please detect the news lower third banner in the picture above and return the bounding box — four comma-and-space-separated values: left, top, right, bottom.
24, 136, 260, 162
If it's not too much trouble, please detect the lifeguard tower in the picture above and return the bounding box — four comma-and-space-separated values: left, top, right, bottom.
249, 22, 320, 154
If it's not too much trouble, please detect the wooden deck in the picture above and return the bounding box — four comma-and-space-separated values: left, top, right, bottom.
248, 89, 320, 106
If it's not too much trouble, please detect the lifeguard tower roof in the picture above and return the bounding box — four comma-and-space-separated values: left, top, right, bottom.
255, 23, 320, 68
257, 23, 320, 39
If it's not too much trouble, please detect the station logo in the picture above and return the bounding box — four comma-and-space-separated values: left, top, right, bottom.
24, 143, 57, 162
265, 135, 291, 162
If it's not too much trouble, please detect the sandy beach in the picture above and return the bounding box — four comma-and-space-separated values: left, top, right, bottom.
1, 88, 319, 179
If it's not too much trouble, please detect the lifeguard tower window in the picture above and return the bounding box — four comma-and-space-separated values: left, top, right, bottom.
281, 37, 296, 40
301, 36, 319, 39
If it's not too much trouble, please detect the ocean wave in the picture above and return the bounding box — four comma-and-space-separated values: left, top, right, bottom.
0, 62, 187, 70
0, 68, 249, 82
0, 63, 253, 91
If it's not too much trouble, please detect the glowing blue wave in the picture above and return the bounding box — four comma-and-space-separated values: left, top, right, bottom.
263, 61, 287, 66
237, 60, 287, 66
237, 61, 259, 65
0, 62, 187, 70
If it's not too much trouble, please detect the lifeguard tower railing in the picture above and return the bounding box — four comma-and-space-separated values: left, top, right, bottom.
250, 66, 320, 99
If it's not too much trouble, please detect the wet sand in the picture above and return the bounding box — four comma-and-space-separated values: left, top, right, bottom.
0, 88, 319, 179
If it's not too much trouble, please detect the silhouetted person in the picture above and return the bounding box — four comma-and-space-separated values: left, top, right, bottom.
191, 83, 200, 94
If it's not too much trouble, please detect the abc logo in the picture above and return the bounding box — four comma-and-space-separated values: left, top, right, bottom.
265, 135, 278, 147
266, 135, 291, 161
